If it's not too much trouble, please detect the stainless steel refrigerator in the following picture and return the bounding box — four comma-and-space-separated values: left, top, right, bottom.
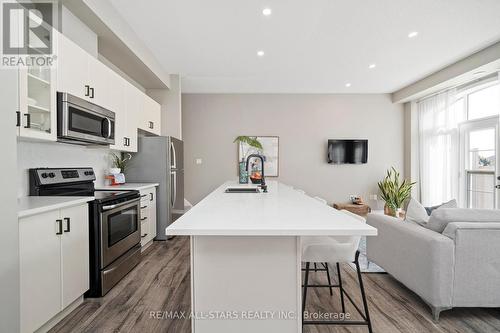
125, 136, 184, 240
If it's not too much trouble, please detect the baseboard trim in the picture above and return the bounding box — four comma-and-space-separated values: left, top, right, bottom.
34, 296, 84, 333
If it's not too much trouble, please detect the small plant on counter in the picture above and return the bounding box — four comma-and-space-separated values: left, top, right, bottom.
378, 167, 415, 217
110, 153, 132, 173
234, 136, 263, 161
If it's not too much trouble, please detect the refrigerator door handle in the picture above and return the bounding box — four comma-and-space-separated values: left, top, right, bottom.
171, 171, 176, 207
170, 141, 177, 169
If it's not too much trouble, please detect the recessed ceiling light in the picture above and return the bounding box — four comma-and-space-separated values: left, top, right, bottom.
345, 83, 351, 87
257, 50, 265, 57
262, 8, 272, 16
368, 63, 376, 69
408, 31, 419, 38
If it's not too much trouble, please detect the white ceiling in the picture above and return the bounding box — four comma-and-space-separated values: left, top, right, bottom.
108, 0, 500, 93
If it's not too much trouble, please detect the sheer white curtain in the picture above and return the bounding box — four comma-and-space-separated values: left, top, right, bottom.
418, 89, 465, 206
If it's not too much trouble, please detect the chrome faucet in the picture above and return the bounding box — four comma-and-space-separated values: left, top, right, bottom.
245, 154, 267, 192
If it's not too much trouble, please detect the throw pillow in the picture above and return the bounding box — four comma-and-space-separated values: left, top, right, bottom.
405, 198, 429, 225
424, 199, 457, 215
425, 208, 500, 233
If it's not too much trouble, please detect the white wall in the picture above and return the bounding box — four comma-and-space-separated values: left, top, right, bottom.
148, 74, 182, 139
17, 141, 112, 197
0, 69, 20, 333
182, 94, 404, 205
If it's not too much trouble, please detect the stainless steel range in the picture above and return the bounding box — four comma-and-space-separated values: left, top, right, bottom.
29, 167, 141, 297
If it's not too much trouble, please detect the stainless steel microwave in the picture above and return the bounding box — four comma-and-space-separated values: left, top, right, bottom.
57, 92, 115, 145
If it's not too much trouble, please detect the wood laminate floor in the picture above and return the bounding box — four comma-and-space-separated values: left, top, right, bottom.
51, 237, 500, 333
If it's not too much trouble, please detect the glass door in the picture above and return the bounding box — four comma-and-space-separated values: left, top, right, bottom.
17, 16, 57, 141
459, 117, 499, 209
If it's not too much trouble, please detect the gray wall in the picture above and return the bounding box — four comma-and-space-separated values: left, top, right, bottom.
0, 69, 20, 332
182, 94, 404, 205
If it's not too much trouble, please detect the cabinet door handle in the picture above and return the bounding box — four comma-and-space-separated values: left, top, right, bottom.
16, 111, 20, 127
141, 233, 148, 238
149, 121, 154, 129
127, 137, 130, 146
56, 219, 63, 235
23, 113, 31, 128
89, 87, 95, 99
141, 217, 148, 221
150, 193, 153, 201
141, 205, 148, 209
85, 85, 90, 96
63, 217, 71, 232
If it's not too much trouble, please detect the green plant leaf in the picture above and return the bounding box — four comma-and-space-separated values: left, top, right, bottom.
234, 136, 263, 149
377, 167, 415, 209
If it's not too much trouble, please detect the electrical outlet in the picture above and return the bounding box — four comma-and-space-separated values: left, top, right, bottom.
369, 194, 378, 201
195, 158, 202, 165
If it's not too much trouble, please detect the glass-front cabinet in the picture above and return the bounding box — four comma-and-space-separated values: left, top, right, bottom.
16, 10, 57, 141
18, 65, 57, 141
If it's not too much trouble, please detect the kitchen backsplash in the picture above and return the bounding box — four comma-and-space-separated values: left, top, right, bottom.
17, 140, 112, 198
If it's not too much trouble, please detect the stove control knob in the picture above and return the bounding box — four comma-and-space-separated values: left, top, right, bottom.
48, 172, 55, 178
41, 173, 48, 178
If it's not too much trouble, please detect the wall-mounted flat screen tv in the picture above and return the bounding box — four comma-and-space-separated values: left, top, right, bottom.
328, 139, 368, 164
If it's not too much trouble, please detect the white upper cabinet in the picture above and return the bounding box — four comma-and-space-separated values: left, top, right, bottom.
88, 57, 124, 112
57, 33, 89, 100
17, 31, 163, 146
111, 81, 141, 152
125, 82, 142, 152
141, 94, 162, 136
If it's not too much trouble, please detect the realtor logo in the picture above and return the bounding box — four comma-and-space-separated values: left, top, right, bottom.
1, 0, 57, 67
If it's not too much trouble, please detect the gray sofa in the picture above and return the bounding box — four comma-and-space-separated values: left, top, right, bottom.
366, 210, 500, 320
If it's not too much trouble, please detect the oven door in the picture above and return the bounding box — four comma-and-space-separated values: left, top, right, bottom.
58, 92, 115, 145
100, 198, 141, 268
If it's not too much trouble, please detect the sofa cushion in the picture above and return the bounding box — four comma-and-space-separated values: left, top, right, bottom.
405, 198, 457, 226
425, 208, 500, 233
425, 199, 457, 215
405, 198, 430, 225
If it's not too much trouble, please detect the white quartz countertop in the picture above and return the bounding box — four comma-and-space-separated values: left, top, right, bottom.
166, 181, 378, 236
18, 196, 95, 218
95, 183, 159, 191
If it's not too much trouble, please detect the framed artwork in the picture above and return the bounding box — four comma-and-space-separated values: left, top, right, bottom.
238, 136, 279, 177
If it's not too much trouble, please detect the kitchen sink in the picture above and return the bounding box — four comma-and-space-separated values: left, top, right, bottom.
225, 187, 260, 193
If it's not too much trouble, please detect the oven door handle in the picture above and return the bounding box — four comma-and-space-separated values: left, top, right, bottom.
102, 198, 140, 211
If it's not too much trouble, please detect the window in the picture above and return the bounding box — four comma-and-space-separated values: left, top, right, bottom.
468, 128, 495, 171
467, 84, 500, 120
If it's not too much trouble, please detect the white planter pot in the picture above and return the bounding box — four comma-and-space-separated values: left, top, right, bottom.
109, 168, 121, 175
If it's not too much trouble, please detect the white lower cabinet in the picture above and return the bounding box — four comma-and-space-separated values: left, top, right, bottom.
61, 205, 90, 308
19, 204, 89, 333
140, 187, 157, 247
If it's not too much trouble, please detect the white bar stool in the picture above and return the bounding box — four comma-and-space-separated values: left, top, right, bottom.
300, 210, 373, 332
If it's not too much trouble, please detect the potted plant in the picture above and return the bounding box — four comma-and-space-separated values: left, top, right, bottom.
234, 136, 263, 184
377, 167, 415, 217
110, 153, 132, 174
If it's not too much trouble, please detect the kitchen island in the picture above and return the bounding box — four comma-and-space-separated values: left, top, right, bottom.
166, 181, 377, 333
